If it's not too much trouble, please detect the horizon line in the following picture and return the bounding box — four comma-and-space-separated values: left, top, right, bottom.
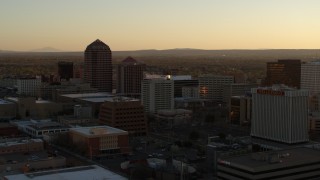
2, 48, 320, 53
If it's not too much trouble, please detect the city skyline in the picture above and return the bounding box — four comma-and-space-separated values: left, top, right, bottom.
1, 0, 320, 51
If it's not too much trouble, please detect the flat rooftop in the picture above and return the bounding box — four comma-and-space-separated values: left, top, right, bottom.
11, 120, 68, 130
4, 165, 126, 180
0, 138, 42, 147
0, 99, 14, 105
70, 126, 127, 136
79, 97, 114, 103
80, 96, 140, 103
0, 151, 63, 165
60, 92, 113, 99
35, 99, 52, 104
5, 97, 18, 102
218, 147, 320, 172
175, 97, 210, 102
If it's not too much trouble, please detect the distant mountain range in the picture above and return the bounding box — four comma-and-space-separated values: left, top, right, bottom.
1, 48, 320, 61
29, 47, 62, 52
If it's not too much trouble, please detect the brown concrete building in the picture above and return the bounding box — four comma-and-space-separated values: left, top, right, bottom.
99, 97, 147, 136
84, 39, 112, 92
69, 126, 130, 157
264, 59, 301, 88
116, 57, 146, 97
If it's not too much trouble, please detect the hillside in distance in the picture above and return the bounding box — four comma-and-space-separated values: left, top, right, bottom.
1, 49, 320, 61
1, 48, 319, 82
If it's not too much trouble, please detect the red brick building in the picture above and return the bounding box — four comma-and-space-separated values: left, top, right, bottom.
69, 126, 130, 157
99, 97, 148, 136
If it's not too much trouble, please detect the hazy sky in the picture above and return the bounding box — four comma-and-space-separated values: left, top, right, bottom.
1, 0, 320, 51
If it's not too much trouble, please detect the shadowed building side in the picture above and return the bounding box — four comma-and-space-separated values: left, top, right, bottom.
84, 39, 113, 92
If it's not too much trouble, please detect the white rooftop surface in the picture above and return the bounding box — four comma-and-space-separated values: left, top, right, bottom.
171, 75, 192, 80
36, 99, 52, 104
71, 126, 127, 135
5, 97, 18, 102
145, 74, 166, 79
80, 96, 139, 103
60, 92, 113, 99
79, 97, 114, 103
11, 119, 55, 128
0, 99, 14, 104
4, 165, 126, 180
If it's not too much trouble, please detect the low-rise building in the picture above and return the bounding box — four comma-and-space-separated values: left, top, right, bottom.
58, 92, 114, 118
0, 138, 43, 154
5, 97, 62, 119
4, 165, 126, 180
69, 126, 130, 157
0, 151, 65, 174
217, 147, 320, 180
12, 120, 69, 138
0, 123, 20, 136
0, 99, 16, 120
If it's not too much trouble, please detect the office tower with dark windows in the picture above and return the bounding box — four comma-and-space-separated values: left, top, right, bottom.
116, 56, 146, 96
264, 59, 301, 88
58, 61, 73, 81
301, 61, 320, 95
84, 39, 112, 92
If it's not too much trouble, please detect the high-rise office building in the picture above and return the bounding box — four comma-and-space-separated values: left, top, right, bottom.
301, 61, 320, 95
141, 79, 174, 113
84, 39, 112, 92
58, 61, 73, 81
264, 59, 301, 88
251, 85, 309, 144
17, 76, 42, 97
198, 75, 234, 102
116, 57, 145, 96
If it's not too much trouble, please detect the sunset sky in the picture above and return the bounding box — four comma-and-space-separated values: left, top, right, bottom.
1, 0, 320, 51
